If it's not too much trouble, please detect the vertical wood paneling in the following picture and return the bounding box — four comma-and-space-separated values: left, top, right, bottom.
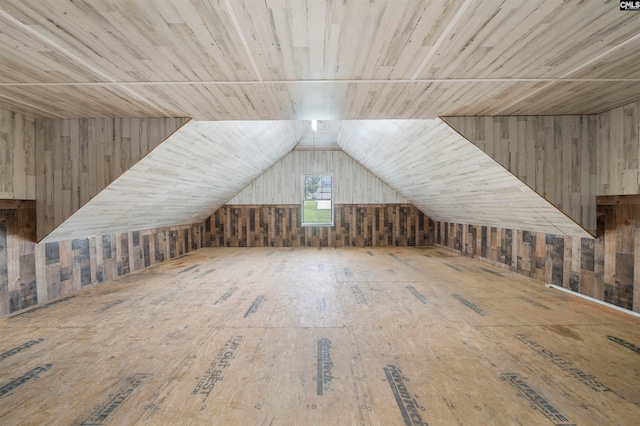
598, 100, 640, 196
0, 107, 36, 200
207, 204, 432, 248
228, 150, 407, 205
0, 205, 36, 315
35, 117, 188, 241
444, 115, 597, 234
0, 205, 204, 318
434, 195, 640, 312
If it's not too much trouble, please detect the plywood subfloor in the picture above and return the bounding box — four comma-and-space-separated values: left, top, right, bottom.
1, 247, 639, 425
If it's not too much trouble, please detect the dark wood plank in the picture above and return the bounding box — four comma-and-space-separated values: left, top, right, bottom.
208, 204, 433, 248
0, 200, 36, 210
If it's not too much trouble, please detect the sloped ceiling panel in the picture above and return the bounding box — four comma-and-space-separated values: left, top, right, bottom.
35, 117, 189, 241
336, 119, 593, 239
444, 116, 597, 235
41, 121, 305, 242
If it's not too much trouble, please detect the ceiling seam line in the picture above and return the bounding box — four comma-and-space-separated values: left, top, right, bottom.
493, 29, 640, 115
0, 8, 172, 117
559, 32, 640, 78
0, 9, 117, 83
4, 77, 640, 88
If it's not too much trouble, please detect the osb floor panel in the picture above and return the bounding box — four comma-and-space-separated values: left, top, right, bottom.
1, 247, 639, 426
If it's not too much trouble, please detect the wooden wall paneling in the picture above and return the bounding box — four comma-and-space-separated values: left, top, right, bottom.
635, 231, 640, 312
0, 213, 9, 316
207, 204, 432, 248
510, 228, 518, 273
18, 221, 37, 308
6, 210, 19, 311
57, 238, 71, 296
598, 100, 640, 196
603, 205, 617, 301
594, 207, 606, 301
338, 119, 592, 239
0, 108, 36, 199
43, 240, 58, 302
34, 238, 46, 307
1, 110, 14, 196
127, 231, 136, 277
622, 103, 639, 191
611, 204, 635, 309
0, 206, 206, 317
444, 115, 597, 234
434, 196, 640, 312
567, 235, 577, 291
610, 107, 624, 195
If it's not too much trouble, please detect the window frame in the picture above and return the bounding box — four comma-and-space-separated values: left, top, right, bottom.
301, 174, 334, 227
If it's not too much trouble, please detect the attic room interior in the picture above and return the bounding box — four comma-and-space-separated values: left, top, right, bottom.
1, 0, 640, 424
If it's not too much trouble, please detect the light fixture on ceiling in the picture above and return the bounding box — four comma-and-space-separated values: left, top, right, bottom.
311, 119, 317, 132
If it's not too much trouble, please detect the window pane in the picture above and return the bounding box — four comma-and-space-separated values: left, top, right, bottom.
302, 174, 333, 226
303, 199, 332, 223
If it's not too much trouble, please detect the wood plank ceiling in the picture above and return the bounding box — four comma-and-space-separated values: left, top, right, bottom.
3, 1, 638, 240
1, 0, 639, 119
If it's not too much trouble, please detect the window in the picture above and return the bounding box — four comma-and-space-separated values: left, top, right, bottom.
302, 174, 333, 226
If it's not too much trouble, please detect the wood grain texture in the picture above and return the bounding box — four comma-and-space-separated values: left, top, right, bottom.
207, 204, 432, 248
0, 1, 640, 118
5, 80, 640, 120
434, 196, 640, 312
598, 194, 640, 205
0, 206, 37, 316
0, 107, 35, 199
0, 0, 260, 83
0, 206, 203, 317
41, 121, 306, 242
231, 0, 464, 81
0, 200, 35, 210
337, 119, 592, 239
444, 115, 597, 234
228, 151, 407, 205
412, 1, 640, 80
35, 117, 188, 241
598, 99, 640, 196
